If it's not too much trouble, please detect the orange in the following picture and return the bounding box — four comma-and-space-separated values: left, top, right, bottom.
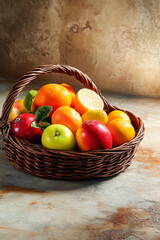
51, 106, 82, 135
33, 84, 72, 117
107, 118, 135, 147
74, 88, 104, 115
82, 110, 108, 125
60, 83, 76, 108
108, 110, 131, 123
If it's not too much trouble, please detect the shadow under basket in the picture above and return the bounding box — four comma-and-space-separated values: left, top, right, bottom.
0, 65, 144, 180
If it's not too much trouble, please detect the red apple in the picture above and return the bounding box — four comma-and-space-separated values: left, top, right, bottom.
76, 120, 113, 151
11, 113, 42, 143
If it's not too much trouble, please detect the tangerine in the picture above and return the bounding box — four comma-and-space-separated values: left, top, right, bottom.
107, 118, 135, 147
51, 106, 82, 135
108, 110, 131, 123
33, 84, 72, 117
60, 83, 76, 108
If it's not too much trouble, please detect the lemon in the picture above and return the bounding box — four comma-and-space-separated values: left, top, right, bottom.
82, 110, 108, 125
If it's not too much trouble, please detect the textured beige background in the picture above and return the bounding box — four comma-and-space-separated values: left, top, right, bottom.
0, 0, 160, 97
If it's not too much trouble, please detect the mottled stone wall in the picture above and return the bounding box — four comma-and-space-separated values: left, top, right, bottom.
0, 0, 160, 97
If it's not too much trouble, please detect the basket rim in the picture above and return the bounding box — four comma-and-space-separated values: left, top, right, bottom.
3, 107, 144, 157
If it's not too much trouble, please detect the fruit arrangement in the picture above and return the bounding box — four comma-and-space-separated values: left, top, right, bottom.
10, 83, 136, 151
0, 64, 144, 180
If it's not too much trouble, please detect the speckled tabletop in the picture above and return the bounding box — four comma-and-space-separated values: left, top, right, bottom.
0, 79, 160, 240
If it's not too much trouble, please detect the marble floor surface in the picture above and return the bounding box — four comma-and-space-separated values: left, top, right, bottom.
0, 79, 160, 240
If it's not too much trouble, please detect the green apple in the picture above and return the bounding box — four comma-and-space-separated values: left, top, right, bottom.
41, 124, 76, 150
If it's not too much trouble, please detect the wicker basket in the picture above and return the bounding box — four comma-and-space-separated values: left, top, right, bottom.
0, 65, 144, 180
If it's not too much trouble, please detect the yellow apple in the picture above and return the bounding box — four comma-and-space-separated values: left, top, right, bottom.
9, 99, 28, 122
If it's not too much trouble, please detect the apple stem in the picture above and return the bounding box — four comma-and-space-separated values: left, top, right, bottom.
55, 131, 60, 137
15, 118, 21, 123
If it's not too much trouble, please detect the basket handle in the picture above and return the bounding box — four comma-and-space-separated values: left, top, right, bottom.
0, 64, 110, 130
